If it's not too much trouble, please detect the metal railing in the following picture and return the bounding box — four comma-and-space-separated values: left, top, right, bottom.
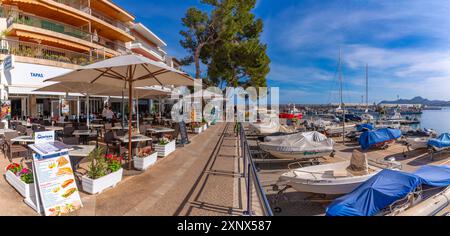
6, 11, 92, 41
0, 39, 97, 66
238, 123, 273, 216
53, 0, 91, 13
131, 39, 165, 59
51, 0, 131, 33
90, 9, 130, 33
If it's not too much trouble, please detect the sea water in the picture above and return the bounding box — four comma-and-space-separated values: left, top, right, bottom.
419, 107, 450, 134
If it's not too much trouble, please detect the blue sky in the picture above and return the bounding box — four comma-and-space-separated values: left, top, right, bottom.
114, 0, 450, 104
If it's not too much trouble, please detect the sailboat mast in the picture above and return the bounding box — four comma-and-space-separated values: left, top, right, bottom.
339, 48, 345, 144
366, 63, 369, 111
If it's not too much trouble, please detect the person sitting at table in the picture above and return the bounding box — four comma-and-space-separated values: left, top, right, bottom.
105, 106, 114, 123
102, 106, 108, 121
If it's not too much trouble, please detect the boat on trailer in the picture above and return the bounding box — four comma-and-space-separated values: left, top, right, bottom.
326, 165, 450, 216
276, 150, 399, 195
259, 131, 334, 160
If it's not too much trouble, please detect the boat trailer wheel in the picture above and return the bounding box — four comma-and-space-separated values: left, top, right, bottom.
273, 207, 282, 213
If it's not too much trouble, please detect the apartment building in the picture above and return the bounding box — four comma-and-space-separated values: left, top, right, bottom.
0, 0, 178, 119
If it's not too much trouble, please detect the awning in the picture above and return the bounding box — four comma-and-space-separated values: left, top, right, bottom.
15, 30, 91, 51
8, 85, 83, 97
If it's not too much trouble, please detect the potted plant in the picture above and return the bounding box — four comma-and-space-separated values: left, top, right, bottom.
201, 118, 208, 131
81, 148, 123, 195
5, 163, 35, 199
133, 146, 158, 171
192, 123, 202, 134
154, 137, 176, 157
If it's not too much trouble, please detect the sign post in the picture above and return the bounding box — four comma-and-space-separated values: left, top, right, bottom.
28, 131, 83, 216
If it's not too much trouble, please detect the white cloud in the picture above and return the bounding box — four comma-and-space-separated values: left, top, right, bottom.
262, 0, 450, 102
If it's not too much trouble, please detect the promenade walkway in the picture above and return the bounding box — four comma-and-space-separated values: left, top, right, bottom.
0, 123, 246, 216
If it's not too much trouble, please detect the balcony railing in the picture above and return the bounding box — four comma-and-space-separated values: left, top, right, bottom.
53, 0, 91, 14
6, 11, 92, 41
0, 39, 97, 66
132, 39, 165, 60
51, 0, 131, 33
90, 9, 130, 33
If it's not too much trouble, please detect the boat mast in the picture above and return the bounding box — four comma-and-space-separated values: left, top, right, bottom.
339, 48, 345, 144
366, 63, 369, 112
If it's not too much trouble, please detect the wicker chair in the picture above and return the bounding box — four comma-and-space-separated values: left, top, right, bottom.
4, 131, 28, 162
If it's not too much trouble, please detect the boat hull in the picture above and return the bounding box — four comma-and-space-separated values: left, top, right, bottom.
262, 149, 333, 160
279, 161, 380, 195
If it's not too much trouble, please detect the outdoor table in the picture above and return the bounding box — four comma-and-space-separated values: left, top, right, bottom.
56, 121, 73, 127
89, 124, 104, 128
68, 145, 96, 170
110, 126, 129, 131
117, 134, 152, 143
0, 128, 15, 135
11, 136, 35, 143
45, 126, 64, 132
73, 130, 98, 146
11, 136, 34, 160
117, 134, 152, 158
147, 127, 175, 139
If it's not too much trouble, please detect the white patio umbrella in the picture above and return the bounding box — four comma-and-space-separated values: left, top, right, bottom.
44, 54, 195, 169
35, 82, 171, 128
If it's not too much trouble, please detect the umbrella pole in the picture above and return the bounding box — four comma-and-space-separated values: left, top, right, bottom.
86, 94, 90, 128
128, 80, 133, 170
122, 90, 125, 128
77, 96, 80, 123
136, 94, 139, 134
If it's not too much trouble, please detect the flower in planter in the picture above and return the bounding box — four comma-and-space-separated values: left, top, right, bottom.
158, 137, 171, 146
6, 163, 22, 175
137, 146, 153, 158
6, 163, 34, 184
105, 154, 122, 173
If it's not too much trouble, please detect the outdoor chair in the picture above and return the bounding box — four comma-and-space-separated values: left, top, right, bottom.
139, 125, 147, 134
16, 125, 28, 136
104, 131, 124, 155
0, 135, 5, 154
63, 126, 75, 137
4, 131, 28, 162
62, 137, 80, 145
78, 125, 88, 131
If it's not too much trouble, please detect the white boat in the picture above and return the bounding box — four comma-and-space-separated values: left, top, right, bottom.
394, 187, 450, 216
405, 137, 430, 150
277, 150, 383, 195
325, 124, 356, 136
248, 119, 281, 135
259, 131, 334, 160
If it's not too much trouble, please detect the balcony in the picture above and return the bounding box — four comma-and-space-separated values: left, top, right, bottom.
50, 0, 132, 35
0, 39, 97, 66
130, 39, 165, 61
6, 11, 92, 42
52, 0, 91, 13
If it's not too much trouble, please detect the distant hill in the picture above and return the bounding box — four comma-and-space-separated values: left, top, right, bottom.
379, 96, 450, 106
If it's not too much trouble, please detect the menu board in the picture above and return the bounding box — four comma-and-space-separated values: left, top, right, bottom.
179, 121, 189, 145
33, 153, 83, 216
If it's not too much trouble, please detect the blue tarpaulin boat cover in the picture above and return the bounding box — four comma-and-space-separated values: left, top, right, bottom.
326, 169, 421, 216
326, 165, 450, 216
359, 128, 402, 150
356, 123, 374, 132
428, 133, 450, 149
413, 165, 450, 187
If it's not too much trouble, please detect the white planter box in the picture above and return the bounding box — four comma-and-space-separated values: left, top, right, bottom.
5, 171, 36, 198
133, 152, 158, 171
154, 140, 176, 157
193, 127, 202, 134
82, 168, 123, 195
